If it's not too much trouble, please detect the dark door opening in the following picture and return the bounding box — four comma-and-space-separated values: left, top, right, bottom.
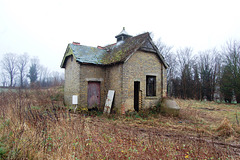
134, 81, 140, 112
87, 81, 101, 109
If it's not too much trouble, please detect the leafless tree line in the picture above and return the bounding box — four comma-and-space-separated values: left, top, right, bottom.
156, 39, 240, 103
0, 53, 64, 88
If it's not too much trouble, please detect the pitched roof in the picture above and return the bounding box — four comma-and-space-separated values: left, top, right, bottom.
70, 44, 105, 64
101, 32, 149, 64
60, 32, 168, 68
60, 44, 104, 67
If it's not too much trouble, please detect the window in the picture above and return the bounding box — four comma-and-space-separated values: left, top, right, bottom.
146, 76, 156, 96
117, 37, 122, 42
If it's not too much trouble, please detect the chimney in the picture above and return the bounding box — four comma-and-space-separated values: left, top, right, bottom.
72, 42, 80, 45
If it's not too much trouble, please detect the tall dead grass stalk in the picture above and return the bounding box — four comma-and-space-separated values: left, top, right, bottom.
0, 89, 238, 159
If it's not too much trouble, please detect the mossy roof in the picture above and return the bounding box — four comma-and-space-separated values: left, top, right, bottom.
60, 32, 168, 68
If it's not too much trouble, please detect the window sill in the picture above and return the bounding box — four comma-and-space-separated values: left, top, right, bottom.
145, 96, 158, 100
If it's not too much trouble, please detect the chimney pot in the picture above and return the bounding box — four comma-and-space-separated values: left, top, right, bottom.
72, 42, 80, 45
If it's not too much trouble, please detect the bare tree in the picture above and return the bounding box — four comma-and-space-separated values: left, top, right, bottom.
1, 53, 18, 87
176, 47, 194, 99
177, 47, 193, 72
155, 38, 176, 96
0, 72, 8, 87
192, 63, 201, 99
51, 71, 65, 86
39, 65, 50, 87
155, 38, 173, 57
221, 40, 240, 103
208, 49, 222, 101
17, 53, 29, 88
199, 51, 214, 100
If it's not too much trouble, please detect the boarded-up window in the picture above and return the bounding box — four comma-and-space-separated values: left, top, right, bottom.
146, 76, 156, 96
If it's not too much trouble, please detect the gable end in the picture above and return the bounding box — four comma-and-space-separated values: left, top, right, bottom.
60, 44, 76, 68
140, 40, 157, 53
124, 37, 169, 69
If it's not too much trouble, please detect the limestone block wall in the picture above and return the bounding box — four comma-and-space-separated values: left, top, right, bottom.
163, 66, 167, 97
79, 64, 106, 108
105, 64, 123, 111
64, 56, 81, 105
122, 51, 163, 112
63, 52, 167, 112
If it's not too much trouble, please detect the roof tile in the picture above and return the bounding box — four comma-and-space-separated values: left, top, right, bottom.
61, 32, 168, 68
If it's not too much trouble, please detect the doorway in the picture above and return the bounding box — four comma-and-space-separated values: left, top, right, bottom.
87, 81, 101, 109
134, 81, 140, 112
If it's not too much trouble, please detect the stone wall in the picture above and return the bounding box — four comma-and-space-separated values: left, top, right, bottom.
64, 56, 81, 105
163, 66, 167, 97
105, 64, 123, 112
63, 51, 167, 113
79, 64, 106, 109
121, 51, 164, 112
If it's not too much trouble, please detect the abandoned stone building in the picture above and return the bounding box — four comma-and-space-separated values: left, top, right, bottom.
60, 28, 168, 113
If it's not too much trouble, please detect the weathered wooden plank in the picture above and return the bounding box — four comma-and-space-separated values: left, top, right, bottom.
104, 90, 115, 114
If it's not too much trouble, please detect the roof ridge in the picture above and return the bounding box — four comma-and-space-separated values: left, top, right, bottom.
70, 43, 102, 49
133, 32, 150, 38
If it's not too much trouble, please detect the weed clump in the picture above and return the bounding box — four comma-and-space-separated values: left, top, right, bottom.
216, 118, 235, 137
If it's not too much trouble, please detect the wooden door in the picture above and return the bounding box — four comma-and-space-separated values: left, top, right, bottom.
87, 82, 100, 109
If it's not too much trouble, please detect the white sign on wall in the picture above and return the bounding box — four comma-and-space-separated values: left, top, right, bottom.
72, 95, 78, 105
104, 90, 115, 114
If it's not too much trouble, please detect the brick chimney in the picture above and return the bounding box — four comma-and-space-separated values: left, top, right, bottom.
72, 42, 80, 45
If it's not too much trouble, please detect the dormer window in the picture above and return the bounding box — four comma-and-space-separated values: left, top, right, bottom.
117, 37, 123, 42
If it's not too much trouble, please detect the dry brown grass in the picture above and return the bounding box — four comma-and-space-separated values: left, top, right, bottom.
0, 89, 239, 159
216, 118, 235, 137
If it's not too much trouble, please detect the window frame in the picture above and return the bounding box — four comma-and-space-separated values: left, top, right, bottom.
146, 75, 156, 97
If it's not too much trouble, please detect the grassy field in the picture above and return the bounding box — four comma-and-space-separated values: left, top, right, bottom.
0, 87, 15, 93
0, 88, 239, 159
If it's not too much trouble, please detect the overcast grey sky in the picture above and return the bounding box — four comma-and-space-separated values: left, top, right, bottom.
0, 0, 240, 72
